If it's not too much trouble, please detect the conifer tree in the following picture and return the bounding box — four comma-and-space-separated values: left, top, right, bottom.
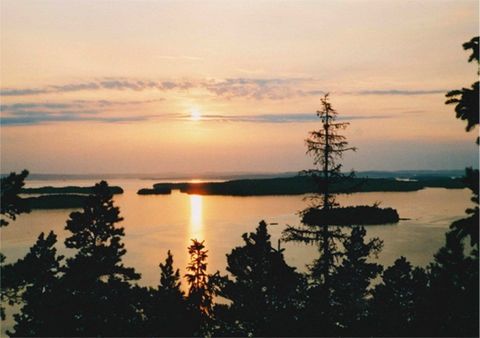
445, 36, 479, 246
219, 221, 306, 336
426, 231, 479, 336
283, 94, 356, 289
60, 180, 142, 336
331, 226, 383, 335
8, 232, 64, 337
1, 170, 30, 227
144, 250, 189, 336
1, 170, 30, 321
185, 239, 213, 334
370, 257, 428, 336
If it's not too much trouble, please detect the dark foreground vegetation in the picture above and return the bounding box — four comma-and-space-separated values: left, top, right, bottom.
0, 37, 478, 337
138, 175, 465, 196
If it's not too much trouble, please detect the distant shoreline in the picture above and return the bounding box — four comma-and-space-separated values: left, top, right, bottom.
137, 175, 466, 196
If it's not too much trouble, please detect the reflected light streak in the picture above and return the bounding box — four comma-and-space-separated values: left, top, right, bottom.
189, 194, 203, 240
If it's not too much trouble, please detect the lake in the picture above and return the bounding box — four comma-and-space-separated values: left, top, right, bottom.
1, 179, 473, 290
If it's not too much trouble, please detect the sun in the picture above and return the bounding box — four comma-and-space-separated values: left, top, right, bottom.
190, 108, 201, 121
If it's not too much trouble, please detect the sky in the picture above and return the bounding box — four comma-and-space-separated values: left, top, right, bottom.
1, 0, 478, 175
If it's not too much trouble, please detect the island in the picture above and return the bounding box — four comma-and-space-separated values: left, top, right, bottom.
21, 185, 124, 210
21, 185, 124, 195
137, 175, 465, 196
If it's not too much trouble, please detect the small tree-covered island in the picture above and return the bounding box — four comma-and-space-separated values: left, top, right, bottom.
0, 2, 478, 337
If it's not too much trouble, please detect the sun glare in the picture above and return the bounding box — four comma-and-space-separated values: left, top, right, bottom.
190, 109, 201, 121
189, 195, 203, 239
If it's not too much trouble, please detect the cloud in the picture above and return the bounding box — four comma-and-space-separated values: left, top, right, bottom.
0, 99, 167, 126
175, 112, 394, 123
0, 77, 313, 100
0, 77, 448, 101
353, 89, 446, 96
0, 109, 153, 126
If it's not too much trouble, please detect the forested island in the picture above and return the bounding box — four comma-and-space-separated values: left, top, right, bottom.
19, 186, 123, 210
21, 186, 124, 195
137, 175, 465, 196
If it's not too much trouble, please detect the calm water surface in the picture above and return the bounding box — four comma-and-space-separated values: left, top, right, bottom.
1, 179, 472, 289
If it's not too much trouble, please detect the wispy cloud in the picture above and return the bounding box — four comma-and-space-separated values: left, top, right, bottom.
0, 109, 154, 126
175, 112, 394, 123
0, 77, 448, 101
0, 77, 313, 100
0, 99, 165, 126
353, 89, 447, 96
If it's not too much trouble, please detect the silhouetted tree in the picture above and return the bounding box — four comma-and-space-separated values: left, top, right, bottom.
8, 232, 64, 337
1, 170, 30, 321
446, 36, 479, 143
59, 180, 142, 336
217, 221, 307, 336
283, 94, 356, 287
144, 250, 190, 336
425, 231, 479, 337
282, 94, 357, 334
1, 170, 30, 227
445, 36, 479, 246
330, 226, 383, 335
185, 239, 213, 335
370, 257, 428, 336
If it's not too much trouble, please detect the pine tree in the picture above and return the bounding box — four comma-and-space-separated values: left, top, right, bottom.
219, 221, 306, 336
60, 180, 142, 336
144, 250, 190, 336
185, 239, 213, 334
1, 170, 30, 321
426, 231, 479, 336
8, 232, 64, 337
1, 170, 30, 227
370, 257, 428, 336
330, 226, 383, 335
445, 36, 479, 247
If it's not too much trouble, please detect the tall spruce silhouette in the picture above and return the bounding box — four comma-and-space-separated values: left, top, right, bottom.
283, 94, 356, 288
60, 180, 142, 336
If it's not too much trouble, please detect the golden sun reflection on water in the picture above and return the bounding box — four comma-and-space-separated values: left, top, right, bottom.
189, 194, 203, 241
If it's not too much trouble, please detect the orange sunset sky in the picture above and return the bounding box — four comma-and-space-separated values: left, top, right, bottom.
1, 0, 478, 174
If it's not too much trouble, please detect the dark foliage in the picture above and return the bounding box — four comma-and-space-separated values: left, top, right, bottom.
425, 232, 479, 337
1, 170, 30, 227
370, 257, 429, 336
330, 227, 383, 335
8, 232, 64, 337
216, 221, 307, 336
143, 250, 191, 336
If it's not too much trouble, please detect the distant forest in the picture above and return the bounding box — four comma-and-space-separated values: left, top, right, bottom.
0, 37, 478, 337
